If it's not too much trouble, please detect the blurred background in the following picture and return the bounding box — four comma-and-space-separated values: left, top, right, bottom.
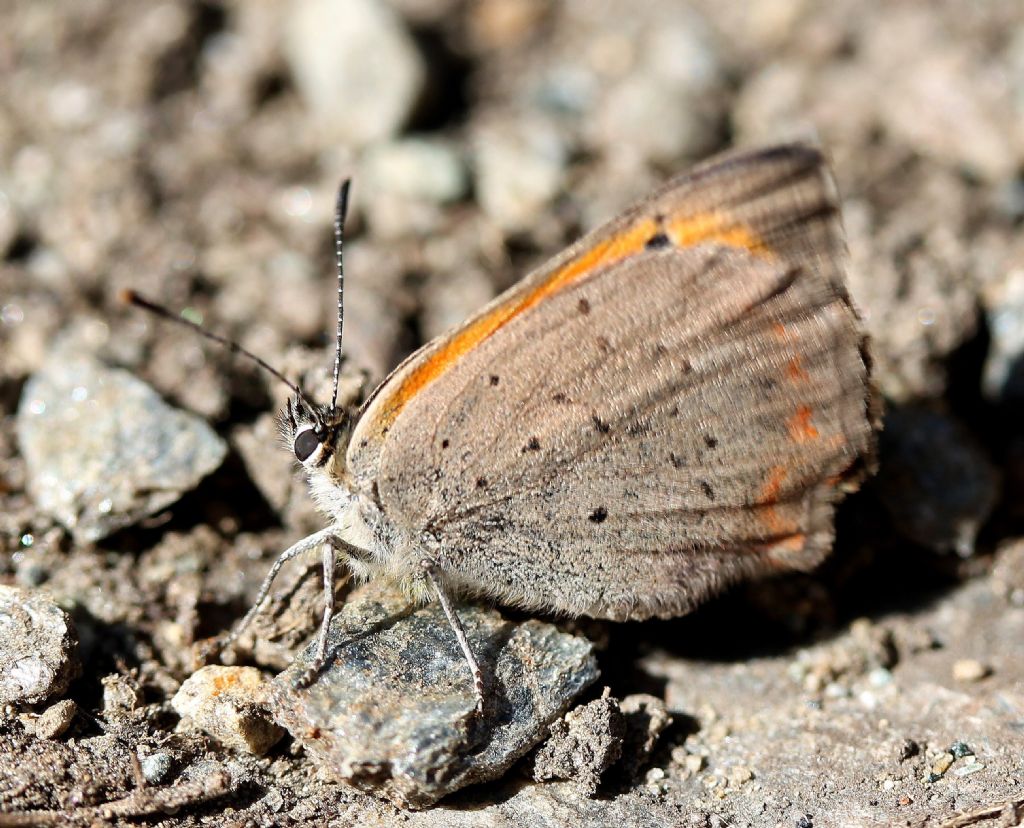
1, 0, 1024, 824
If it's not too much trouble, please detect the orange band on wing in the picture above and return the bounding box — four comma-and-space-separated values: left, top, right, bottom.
375, 210, 769, 427
667, 211, 772, 258
375, 217, 654, 425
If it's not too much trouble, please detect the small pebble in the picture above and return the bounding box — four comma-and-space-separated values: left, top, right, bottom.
991, 538, 1024, 606
15, 558, 48, 589
952, 659, 991, 683
952, 761, 985, 777
728, 765, 754, 785
589, 9, 725, 164
171, 666, 284, 756
824, 682, 850, 699
897, 739, 920, 762
868, 668, 894, 688
931, 752, 954, 776
685, 754, 707, 774
876, 34, 1017, 181
140, 752, 174, 784
0, 585, 80, 706
982, 266, 1024, 401
949, 740, 974, 759
24, 699, 77, 739
645, 766, 666, 783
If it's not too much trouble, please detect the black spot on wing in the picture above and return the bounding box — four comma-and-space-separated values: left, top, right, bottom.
522, 436, 541, 452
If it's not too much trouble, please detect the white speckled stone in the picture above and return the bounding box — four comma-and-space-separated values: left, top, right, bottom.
0, 585, 79, 706
17, 353, 227, 543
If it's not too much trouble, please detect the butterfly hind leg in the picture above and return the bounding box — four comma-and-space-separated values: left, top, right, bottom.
421, 558, 486, 716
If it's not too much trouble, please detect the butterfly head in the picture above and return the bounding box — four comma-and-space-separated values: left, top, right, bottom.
281, 395, 350, 472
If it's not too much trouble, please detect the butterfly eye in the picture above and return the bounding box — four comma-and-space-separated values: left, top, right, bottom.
293, 428, 320, 462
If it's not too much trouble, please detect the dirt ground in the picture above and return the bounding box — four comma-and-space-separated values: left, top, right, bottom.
2, 0, 1024, 825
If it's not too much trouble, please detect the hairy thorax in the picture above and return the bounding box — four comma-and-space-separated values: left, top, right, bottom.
305, 459, 430, 600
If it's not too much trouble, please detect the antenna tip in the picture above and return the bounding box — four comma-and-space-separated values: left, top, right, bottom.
119, 288, 140, 306
336, 179, 351, 207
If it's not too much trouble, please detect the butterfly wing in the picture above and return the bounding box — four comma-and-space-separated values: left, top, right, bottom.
347, 144, 875, 620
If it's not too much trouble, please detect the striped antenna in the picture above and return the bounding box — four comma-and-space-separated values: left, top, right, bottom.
121, 290, 318, 413
330, 179, 351, 413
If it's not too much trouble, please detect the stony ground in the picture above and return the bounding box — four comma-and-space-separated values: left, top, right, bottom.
2, 0, 1024, 826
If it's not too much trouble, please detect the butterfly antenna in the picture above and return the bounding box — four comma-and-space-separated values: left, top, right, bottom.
330, 179, 351, 413
121, 289, 317, 411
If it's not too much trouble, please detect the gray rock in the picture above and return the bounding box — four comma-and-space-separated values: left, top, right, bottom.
16, 353, 227, 543
875, 406, 998, 556
533, 688, 625, 796
285, 0, 425, 148
0, 585, 80, 706
171, 666, 285, 756
270, 580, 599, 808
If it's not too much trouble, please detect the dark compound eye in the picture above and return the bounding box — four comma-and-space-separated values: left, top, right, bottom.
293, 428, 320, 462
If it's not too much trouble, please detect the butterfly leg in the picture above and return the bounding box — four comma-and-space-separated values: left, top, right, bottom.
293, 537, 352, 689
216, 526, 338, 659
421, 558, 486, 716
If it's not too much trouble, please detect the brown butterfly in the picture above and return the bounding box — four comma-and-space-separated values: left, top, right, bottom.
130, 142, 877, 709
